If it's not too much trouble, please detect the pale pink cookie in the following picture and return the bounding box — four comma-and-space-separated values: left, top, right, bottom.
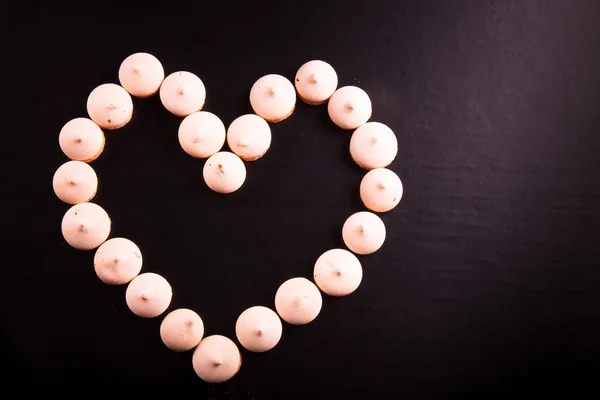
203, 151, 246, 194
350, 122, 398, 169
226, 114, 272, 161
192, 335, 242, 383
249, 74, 296, 122
342, 211, 386, 255
86, 83, 133, 130
160, 71, 206, 117
274, 277, 322, 325
360, 168, 403, 213
118, 52, 165, 98
327, 86, 372, 130
294, 60, 338, 105
160, 308, 204, 352
61, 202, 111, 250
235, 306, 282, 352
313, 249, 363, 296
52, 161, 98, 204
125, 272, 172, 318
58, 118, 105, 162
178, 111, 226, 158
93, 237, 143, 285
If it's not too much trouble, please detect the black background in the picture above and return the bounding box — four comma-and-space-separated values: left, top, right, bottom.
5, 0, 600, 397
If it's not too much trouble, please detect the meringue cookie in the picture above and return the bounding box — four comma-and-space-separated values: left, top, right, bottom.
327, 86, 372, 130
93, 237, 143, 285
160, 71, 206, 117
275, 277, 322, 325
235, 306, 282, 352
203, 151, 246, 194
86, 83, 133, 129
226, 114, 272, 161
250, 74, 296, 122
118, 52, 165, 98
350, 122, 398, 169
192, 335, 242, 383
58, 118, 105, 162
178, 111, 226, 158
125, 272, 172, 318
360, 168, 403, 212
160, 308, 204, 352
52, 160, 98, 204
342, 211, 386, 255
294, 60, 338, 105
313, 248, 362, 296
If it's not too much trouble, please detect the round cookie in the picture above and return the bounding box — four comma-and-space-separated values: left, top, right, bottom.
125, 272, 172, 318
313, 249, 362, 296
342, 211, 386, 255
327, 86, 372, 130
178, 111, 226, 158
61, 202, 111, 250
294, 60, 338, 105
274, 277, 322, 325
86, 83, 134, 130
350, 122, 398, 169
160, 71, 206, 117
118, 52, 165, 98
58, 118, 105, 162
94, 237, 143, 285
203, 152, 246, 194
52, 161, 98, 204
360, 168, 403, 213
235, 306, 282, 352
160, 308, 204, 352
192, 335, 242, 383
226, 114, 272, 161
250, 74, 296, 122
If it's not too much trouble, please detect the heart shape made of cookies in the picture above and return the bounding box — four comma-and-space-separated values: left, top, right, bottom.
52, 52, 404, 383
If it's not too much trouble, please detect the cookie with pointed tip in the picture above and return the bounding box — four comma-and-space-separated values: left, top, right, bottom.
226, 114, 272, 161
58, 118, 105, 162
178, 111, 226, 158
61, 202, 111, 250
86, 83, 134, 129
360, 168, 403, 213
313, 249, 362, 296
192, 335, 242, 383
350, 122, 398, 169
294, 60, 338, 105
342, 211, 386, 255
235, 306, 282, 352
203, 151, 246, 194
160, 308, 204, 352
275, 277, 322, 325
125, 272, 172, 318
250, 74, 296, 122
94, 237, 143, 285
160, 71, 206, 117
327, 86, 372, 130
53, 161, 98, 204
118, 52, 165, 98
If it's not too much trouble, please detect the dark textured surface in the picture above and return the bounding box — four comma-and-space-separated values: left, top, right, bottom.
5, 0, 600, 397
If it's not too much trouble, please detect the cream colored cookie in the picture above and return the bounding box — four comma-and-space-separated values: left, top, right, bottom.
125, 272, 172, 318
93, 237, 143, 285
226, 114, 272, 161
360, 168, 403, 213
250, 74, 296, 122
350, 122, 398, 169
313, 248, 362, 296
294, 60, 338, 105
192, 335, 242, 383
178, 111, 226, 158
342, 211, 386, 255
327, 86, 372, 130
274, 277, 322, 325
235, 306, 282, 352
52, 161, 98, 204
61, 202, 111, 250
160, 308, 204, 352
160, 71, 206, 117
58, 118, 105, 162
118, 52, 165, 98
86, 83, 133, 129
203, 151, 246, 194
